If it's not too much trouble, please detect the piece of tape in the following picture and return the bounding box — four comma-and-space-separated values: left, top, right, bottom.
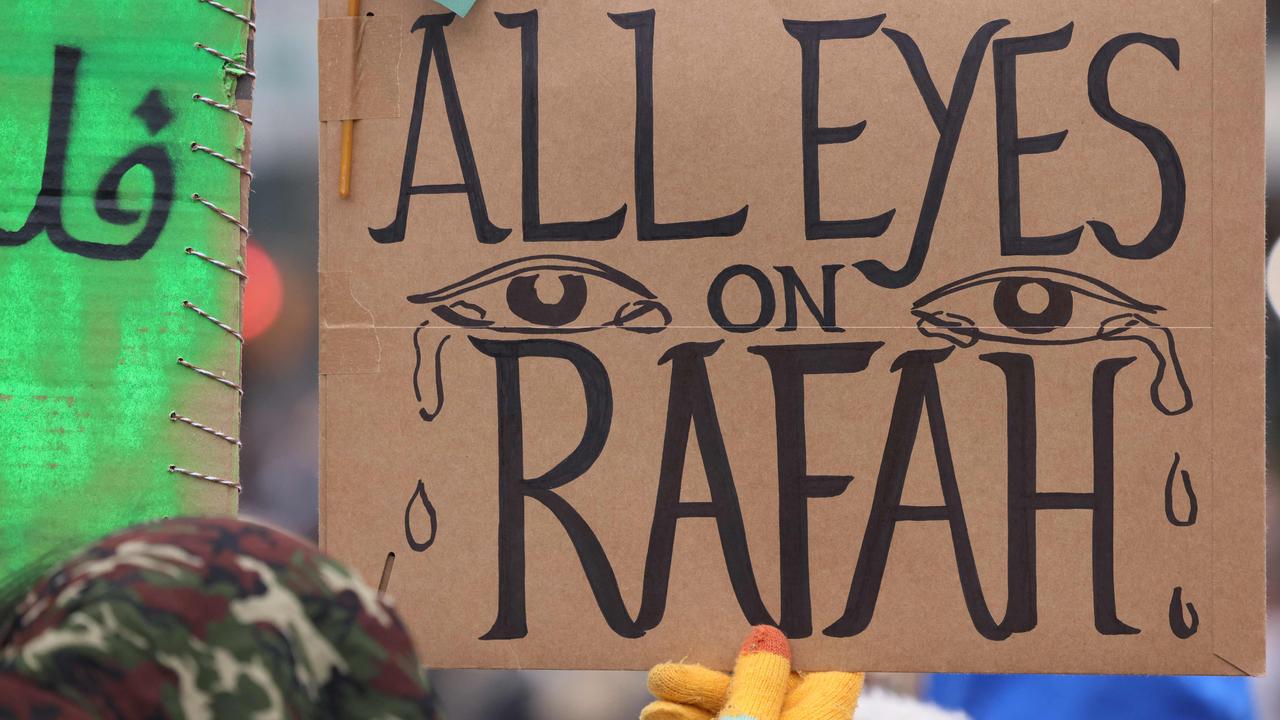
318, 15, 402, 122
434, 0, 477, 16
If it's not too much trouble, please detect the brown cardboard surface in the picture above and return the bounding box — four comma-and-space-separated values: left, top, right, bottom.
318, 0, 1265, 674
318, 15, 403, 121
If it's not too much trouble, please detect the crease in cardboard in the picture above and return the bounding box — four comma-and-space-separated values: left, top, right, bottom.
321, 324, 1217, 330
1212, 653, 1250, 677
320, 271, 382, 375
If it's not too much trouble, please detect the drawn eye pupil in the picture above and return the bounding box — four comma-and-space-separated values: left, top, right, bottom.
994, 278, 1073, 334
506, 273, 588, 327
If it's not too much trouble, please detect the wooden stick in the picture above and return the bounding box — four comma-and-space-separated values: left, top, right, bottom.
338, 0, 361, 198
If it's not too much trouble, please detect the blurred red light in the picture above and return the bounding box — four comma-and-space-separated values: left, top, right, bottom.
244, 241, 283, 342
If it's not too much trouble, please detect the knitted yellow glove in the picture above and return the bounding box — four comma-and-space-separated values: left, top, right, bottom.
641, 626, 864, 720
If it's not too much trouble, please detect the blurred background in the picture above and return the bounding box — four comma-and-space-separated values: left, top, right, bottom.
244, 1, 1280, 717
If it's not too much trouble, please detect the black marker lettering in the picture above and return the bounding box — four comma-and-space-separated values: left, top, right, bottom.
979, 352, 1040, 635
749, 341, 883, 637
611, 10, 749, 240
1088, 356, 1141, 635
371, 15, 510, 245
784, 16, 895, 242
775, 265, 844, 332
708, 264, 775, 333
636, 341, 773, 630
825, 348, 1013, 640
1086, 33, 1184, 259
994, 24, 1083, 256
497, 11, 628, 242
2, 46, 174, 261
471, 337, 640, 640
854, 20, 1008, 288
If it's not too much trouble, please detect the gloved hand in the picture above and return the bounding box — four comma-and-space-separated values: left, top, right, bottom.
642, 626, 863, 720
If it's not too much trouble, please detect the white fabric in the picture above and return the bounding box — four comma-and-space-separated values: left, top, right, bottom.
855, 686, 972, 720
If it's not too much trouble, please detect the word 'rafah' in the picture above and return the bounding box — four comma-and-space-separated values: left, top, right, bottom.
371, 12, 1185, 287
472, 338, 1141, 641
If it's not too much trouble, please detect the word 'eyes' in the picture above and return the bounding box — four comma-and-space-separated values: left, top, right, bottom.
408, 255, 672, 334
912, 267, 1164, 347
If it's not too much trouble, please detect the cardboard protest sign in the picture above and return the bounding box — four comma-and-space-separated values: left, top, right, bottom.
0, 1, 252, 579
318, 0, 1264, 674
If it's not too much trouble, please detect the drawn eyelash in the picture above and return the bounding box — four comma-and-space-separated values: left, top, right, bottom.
408, 254, 672, 424
912, 266, 1163, 318
913, 266, 1191, 416
408, 255, 658, 305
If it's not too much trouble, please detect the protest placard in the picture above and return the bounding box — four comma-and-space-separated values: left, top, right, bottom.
319, 0, 1264, 673
1, 1, 252, 579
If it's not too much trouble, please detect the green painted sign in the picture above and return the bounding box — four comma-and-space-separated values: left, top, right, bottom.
0, 1, 251, 578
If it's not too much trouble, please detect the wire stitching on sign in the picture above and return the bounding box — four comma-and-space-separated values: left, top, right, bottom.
172, 0, 253, 491
192, 94, 254, 125
170, 465, 243, 492
186, 246, 248, 280
183, 300, 245, 342
198, 0, 256, 29
176, 357, 244, 395
194, 43, 256, 79
192, 193, 250, 234
171, 411, 243, 447
191, 142, 253, 177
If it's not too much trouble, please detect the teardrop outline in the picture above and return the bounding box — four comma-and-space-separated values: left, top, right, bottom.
1164, 453, 1198, 527
1169, 586, 1199, 639
404, 479, 439, 552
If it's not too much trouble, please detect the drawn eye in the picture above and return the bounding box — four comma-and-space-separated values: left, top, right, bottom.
408, 254, 672, 334
408, 255, 672, 425
911, 267, 1163, 347
912, 266, 1191, 417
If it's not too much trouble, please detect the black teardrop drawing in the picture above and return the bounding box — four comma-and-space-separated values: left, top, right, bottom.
1169, 586, 1199, 639
412, 328, 451, 422
404, 479, 438, 552
1164, 453, 1197, 527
